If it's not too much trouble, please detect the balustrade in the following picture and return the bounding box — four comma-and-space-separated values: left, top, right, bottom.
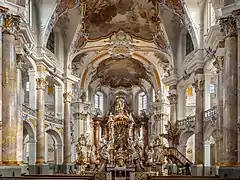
177, 107, 217, 127
22, 104, 63, 125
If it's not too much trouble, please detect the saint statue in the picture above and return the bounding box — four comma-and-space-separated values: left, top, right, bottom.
115, 97, 125, 113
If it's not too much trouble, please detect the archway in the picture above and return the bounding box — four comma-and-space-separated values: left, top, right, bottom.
23, 120, 36, 165
45, 128, 63, 171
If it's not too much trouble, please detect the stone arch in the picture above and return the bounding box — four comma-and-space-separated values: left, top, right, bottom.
204, 121, 217, 141
45, 127, 63, 145
179, 128, 195, 145
79, 53, 162, 91
182, 4, 200, 49
45, 127, 63, 164
23, 120, 36, 165
23, 120, 35, 142
41, 0, 81, 46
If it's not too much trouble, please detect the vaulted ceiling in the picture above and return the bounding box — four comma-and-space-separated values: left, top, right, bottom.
40, 0, 201, 91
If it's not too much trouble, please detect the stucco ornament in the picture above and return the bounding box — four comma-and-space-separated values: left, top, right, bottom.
107, 30, 137, 59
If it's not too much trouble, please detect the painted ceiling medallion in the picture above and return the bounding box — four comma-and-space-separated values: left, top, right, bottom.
84, 0, 160, 41
91, 58, 152, 88
107, 30, 136, 59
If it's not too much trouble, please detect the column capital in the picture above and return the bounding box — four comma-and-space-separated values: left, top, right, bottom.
167, 93, 177, 104
192, 79, 204, 93
213, 56, 224, 74
232, 9, 240, 28
36, 78, 47, 91
220, 16, 237, 37
16, 54, 26, 70
1, 13, 20, 39
63, 92, 72, 103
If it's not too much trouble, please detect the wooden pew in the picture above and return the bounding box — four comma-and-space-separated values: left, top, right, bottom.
7, 174, 94, 180
147, 176, 240, 180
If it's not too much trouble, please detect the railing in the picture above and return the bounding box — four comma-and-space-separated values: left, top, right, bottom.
22, 104, 63, 125
22, 104, 36, 117
163, 147, 193, 165
44, 114, 63, 125
177, 107, 217, 127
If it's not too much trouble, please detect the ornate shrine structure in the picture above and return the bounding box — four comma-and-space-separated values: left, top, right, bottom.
75, 96, 192, 178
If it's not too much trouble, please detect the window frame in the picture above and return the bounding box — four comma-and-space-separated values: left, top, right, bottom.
185, 32, 194, 55
47, 31, 55, 54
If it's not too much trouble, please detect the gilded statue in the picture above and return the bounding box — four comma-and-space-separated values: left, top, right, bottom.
115, 97, 125, 113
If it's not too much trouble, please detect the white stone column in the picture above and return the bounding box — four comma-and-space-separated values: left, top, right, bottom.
16, 55, 24, 164
54, 144, 63, 165
28, 140, 36, 165
204, 140, 211, 167
45, 132, 48, 163
204, 74, 211, 110
177, 88, 186, 120
28, 70, 36, 109
55, 86, 63, 119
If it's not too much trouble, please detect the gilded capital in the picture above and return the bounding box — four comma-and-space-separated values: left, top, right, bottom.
192, 79, 204, 93
220, 16, 237, 37
36, 78, 47, 90
63, 92, 72, 103
1, 13, 20, 38
213, 56, 224, 73
167, 93, 177, 104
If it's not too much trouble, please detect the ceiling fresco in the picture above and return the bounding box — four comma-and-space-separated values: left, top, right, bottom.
90, 58, 152, 88
83, 0, 160, 41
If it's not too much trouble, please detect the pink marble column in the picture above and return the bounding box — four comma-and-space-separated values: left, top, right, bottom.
1, 13, 20, 165
219, 16, 237, 165
93, 119, 100, 154
213, 53, 224, 164
233, 10, 240, 163
36, 77, 47, 164
0, 6, 9, 165
63, 92, 72, 164
192, 78, 204, 165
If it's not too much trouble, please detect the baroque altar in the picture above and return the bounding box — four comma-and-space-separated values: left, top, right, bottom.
75, 96, 191, 178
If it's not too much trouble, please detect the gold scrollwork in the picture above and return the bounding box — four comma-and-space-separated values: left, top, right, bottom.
63, 92, 72, 103
36, 78, 47, 90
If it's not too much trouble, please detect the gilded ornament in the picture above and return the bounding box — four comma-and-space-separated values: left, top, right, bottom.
63, 92, 72, 103
36, 78, 47, 90
2, 13, 20, 38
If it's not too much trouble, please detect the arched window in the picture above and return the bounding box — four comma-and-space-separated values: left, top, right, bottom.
94, 92, 104, 113
47, 30, 55, 54
186, 32, 194, 55
138, 92, 147, 114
